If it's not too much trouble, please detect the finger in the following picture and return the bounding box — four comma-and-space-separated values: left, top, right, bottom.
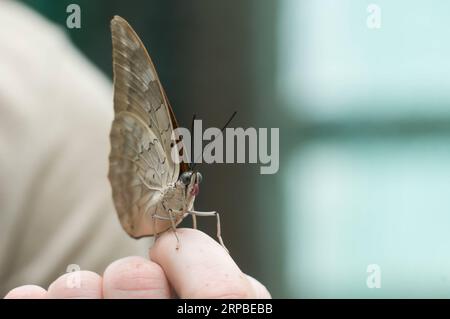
47, 271, 102, 299
150, 228, 254, 299
4, 285, 47, 299
245, 275, 271, 299
103, 256, 172, 299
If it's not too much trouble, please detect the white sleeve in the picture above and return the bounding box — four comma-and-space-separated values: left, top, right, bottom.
0, 1, 150, 295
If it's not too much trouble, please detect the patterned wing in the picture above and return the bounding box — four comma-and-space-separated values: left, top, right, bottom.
109, 16, 181, 237
110, 16, 180, 183
109, 112, 174, 237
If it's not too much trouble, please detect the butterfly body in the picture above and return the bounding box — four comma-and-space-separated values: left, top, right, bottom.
158, 178, 197, 218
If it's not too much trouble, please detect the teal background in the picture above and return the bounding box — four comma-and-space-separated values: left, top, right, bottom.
20, 0, 450, 297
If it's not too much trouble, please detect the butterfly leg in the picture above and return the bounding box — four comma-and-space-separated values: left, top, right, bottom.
192, 214, 197, 229
152, 215, 160, 241
168, 209, 181, 250
188, 211, 228, 253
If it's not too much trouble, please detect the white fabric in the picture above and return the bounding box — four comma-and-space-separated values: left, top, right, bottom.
0, 0, 149, 295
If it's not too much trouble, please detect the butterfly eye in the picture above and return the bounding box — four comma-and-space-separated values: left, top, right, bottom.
180, 172, 192, 185
196, 172, 203, 184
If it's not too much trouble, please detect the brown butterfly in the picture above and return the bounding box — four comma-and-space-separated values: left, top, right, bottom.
108, 16, 226, 250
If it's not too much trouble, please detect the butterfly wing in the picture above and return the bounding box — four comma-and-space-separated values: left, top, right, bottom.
109, 16, 183, 238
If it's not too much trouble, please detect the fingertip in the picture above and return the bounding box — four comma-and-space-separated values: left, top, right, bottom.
103, 256, 172, 299
150, 228, 229, 260
4, 285, 47, 299
47, 270, 102, 299
150, 228, 251, 298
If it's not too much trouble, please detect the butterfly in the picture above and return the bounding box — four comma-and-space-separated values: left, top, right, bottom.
108, 16, 227, 250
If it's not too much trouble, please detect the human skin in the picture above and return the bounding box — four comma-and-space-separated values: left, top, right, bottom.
4, 228, 271, 299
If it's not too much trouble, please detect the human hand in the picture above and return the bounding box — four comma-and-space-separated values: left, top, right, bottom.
4, 228, 271, 299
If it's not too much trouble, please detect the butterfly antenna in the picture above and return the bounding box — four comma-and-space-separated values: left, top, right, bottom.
192, 111, 237, 170
189, 113, 196, 169
220, 111, 237, 132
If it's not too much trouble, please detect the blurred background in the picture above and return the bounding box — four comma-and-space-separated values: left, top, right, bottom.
12, 0, 450, 297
